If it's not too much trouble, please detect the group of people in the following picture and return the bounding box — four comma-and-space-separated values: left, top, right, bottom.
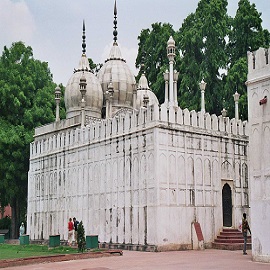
68, 217, 79, 246
21, 213, 250, 253
18, 214, 251, 252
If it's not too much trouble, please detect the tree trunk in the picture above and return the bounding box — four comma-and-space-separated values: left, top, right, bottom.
0, 206, 4, 218
11, 198, 20, 239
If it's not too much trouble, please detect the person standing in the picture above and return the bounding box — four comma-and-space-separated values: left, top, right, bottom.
68, 218, 74, 246
73, 217, 79, 244
242, 213, 251, 255
19, 222, 25, 239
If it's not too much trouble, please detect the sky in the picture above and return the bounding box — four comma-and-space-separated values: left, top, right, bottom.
0, 0, 269, 86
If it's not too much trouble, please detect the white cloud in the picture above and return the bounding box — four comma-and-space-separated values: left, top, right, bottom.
0, 0, 36, 47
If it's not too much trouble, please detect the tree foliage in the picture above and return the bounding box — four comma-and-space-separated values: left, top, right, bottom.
0, 42, 59, 237
228, 0, 266, 64
77, 221, 86, 253
224, 0, 270, 119
88, 58, 103, 75
176, 13, 203, 112
0, 216, 11, 230
136, 0, 269, 120
136, 23, 175, 103
175, 0, 229, 115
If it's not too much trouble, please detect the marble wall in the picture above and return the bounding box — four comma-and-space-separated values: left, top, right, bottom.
247, 47, 270, 262
27, 106, 249, 250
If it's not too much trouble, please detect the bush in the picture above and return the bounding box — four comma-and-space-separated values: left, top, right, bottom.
77, 221, 86, 253
0, 216, 11, 230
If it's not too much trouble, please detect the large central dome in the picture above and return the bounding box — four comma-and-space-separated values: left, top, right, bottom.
97, 43, 135, 113
97, 1, 135, 115
64, 23, 103, 119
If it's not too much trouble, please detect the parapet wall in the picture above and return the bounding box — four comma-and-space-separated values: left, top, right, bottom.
30, 104, 248, 158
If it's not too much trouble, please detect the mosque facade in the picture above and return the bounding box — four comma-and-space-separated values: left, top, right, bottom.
27, 2, 265, 253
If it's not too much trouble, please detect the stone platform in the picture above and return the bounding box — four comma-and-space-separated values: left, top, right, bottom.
2, 249, 270, 270
0, 249, 122, 268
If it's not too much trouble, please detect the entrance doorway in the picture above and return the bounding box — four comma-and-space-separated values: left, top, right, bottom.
222, 183, 232, 227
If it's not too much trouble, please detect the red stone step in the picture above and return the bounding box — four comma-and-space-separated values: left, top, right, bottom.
220, 231, 242, 236
217, 235, 251, 239
219, 234, 243, 238
222, 228, 239, 233
212, 228, 251, 250
212, 242, 252, 250
215, 238, 250, 244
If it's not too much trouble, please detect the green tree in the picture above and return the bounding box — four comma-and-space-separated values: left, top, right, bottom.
0, 216, 11, 231
0, 42, 59, 238
224, 0, 270, 120
77, 221, 86, 252
223, 57, 247, 119
136, 23, 175, 103
177, 0, 229, 115
176, 13, 203, 112
228, 0, 267, 65
88, 58, 103, 75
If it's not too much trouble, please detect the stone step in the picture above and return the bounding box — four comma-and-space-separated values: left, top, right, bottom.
222, 228, 239, 232
217, 235, 251, 239
220, 231, 242, 236
212, 228, 252, 250
214, 238, 251, 244
212, 242, 252, 250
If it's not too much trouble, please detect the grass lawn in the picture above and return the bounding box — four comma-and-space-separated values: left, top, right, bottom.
0, 244, 78, 260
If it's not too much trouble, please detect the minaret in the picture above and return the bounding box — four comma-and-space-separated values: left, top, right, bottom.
140, 54, 149, 108
132, 83, 137, 109
80, 73, 87, 127
143, 94, 149, 108
105, 81, 114, 118
173, 70, 179, 106
167, 36, 176, 106
82, 20, 86, 55
80, 21, 87, 126
113, 0, 118, 45
199, 79, 207, 113
233, 91, 240, 120
221, 107, 227, 117
54, 86, 61, 122
163, 70, 169, 106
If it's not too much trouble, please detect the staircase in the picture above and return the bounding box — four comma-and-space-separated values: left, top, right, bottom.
212, 228, 251, 250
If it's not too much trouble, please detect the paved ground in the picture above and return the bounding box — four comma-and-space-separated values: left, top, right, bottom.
3, 249, 269, 270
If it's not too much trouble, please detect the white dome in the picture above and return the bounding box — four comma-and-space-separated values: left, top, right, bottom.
65, 54, 103, 119
97, 43, 136, 112
136, 73, 159, 109
167, 36, 175, 46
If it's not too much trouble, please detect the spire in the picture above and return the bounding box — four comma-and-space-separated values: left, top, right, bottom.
82, 20, 86, 55
141, 51, 146, 74
113, 0, 118, 44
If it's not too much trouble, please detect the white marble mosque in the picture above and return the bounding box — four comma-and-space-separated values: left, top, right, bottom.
27, 1, 270, 261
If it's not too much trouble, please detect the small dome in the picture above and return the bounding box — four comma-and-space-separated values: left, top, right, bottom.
138, 73, 150, 90
136, 73, 159, 109
97, 43, 136, 113
167, 36, 175, 47
65, 54, 103, 119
